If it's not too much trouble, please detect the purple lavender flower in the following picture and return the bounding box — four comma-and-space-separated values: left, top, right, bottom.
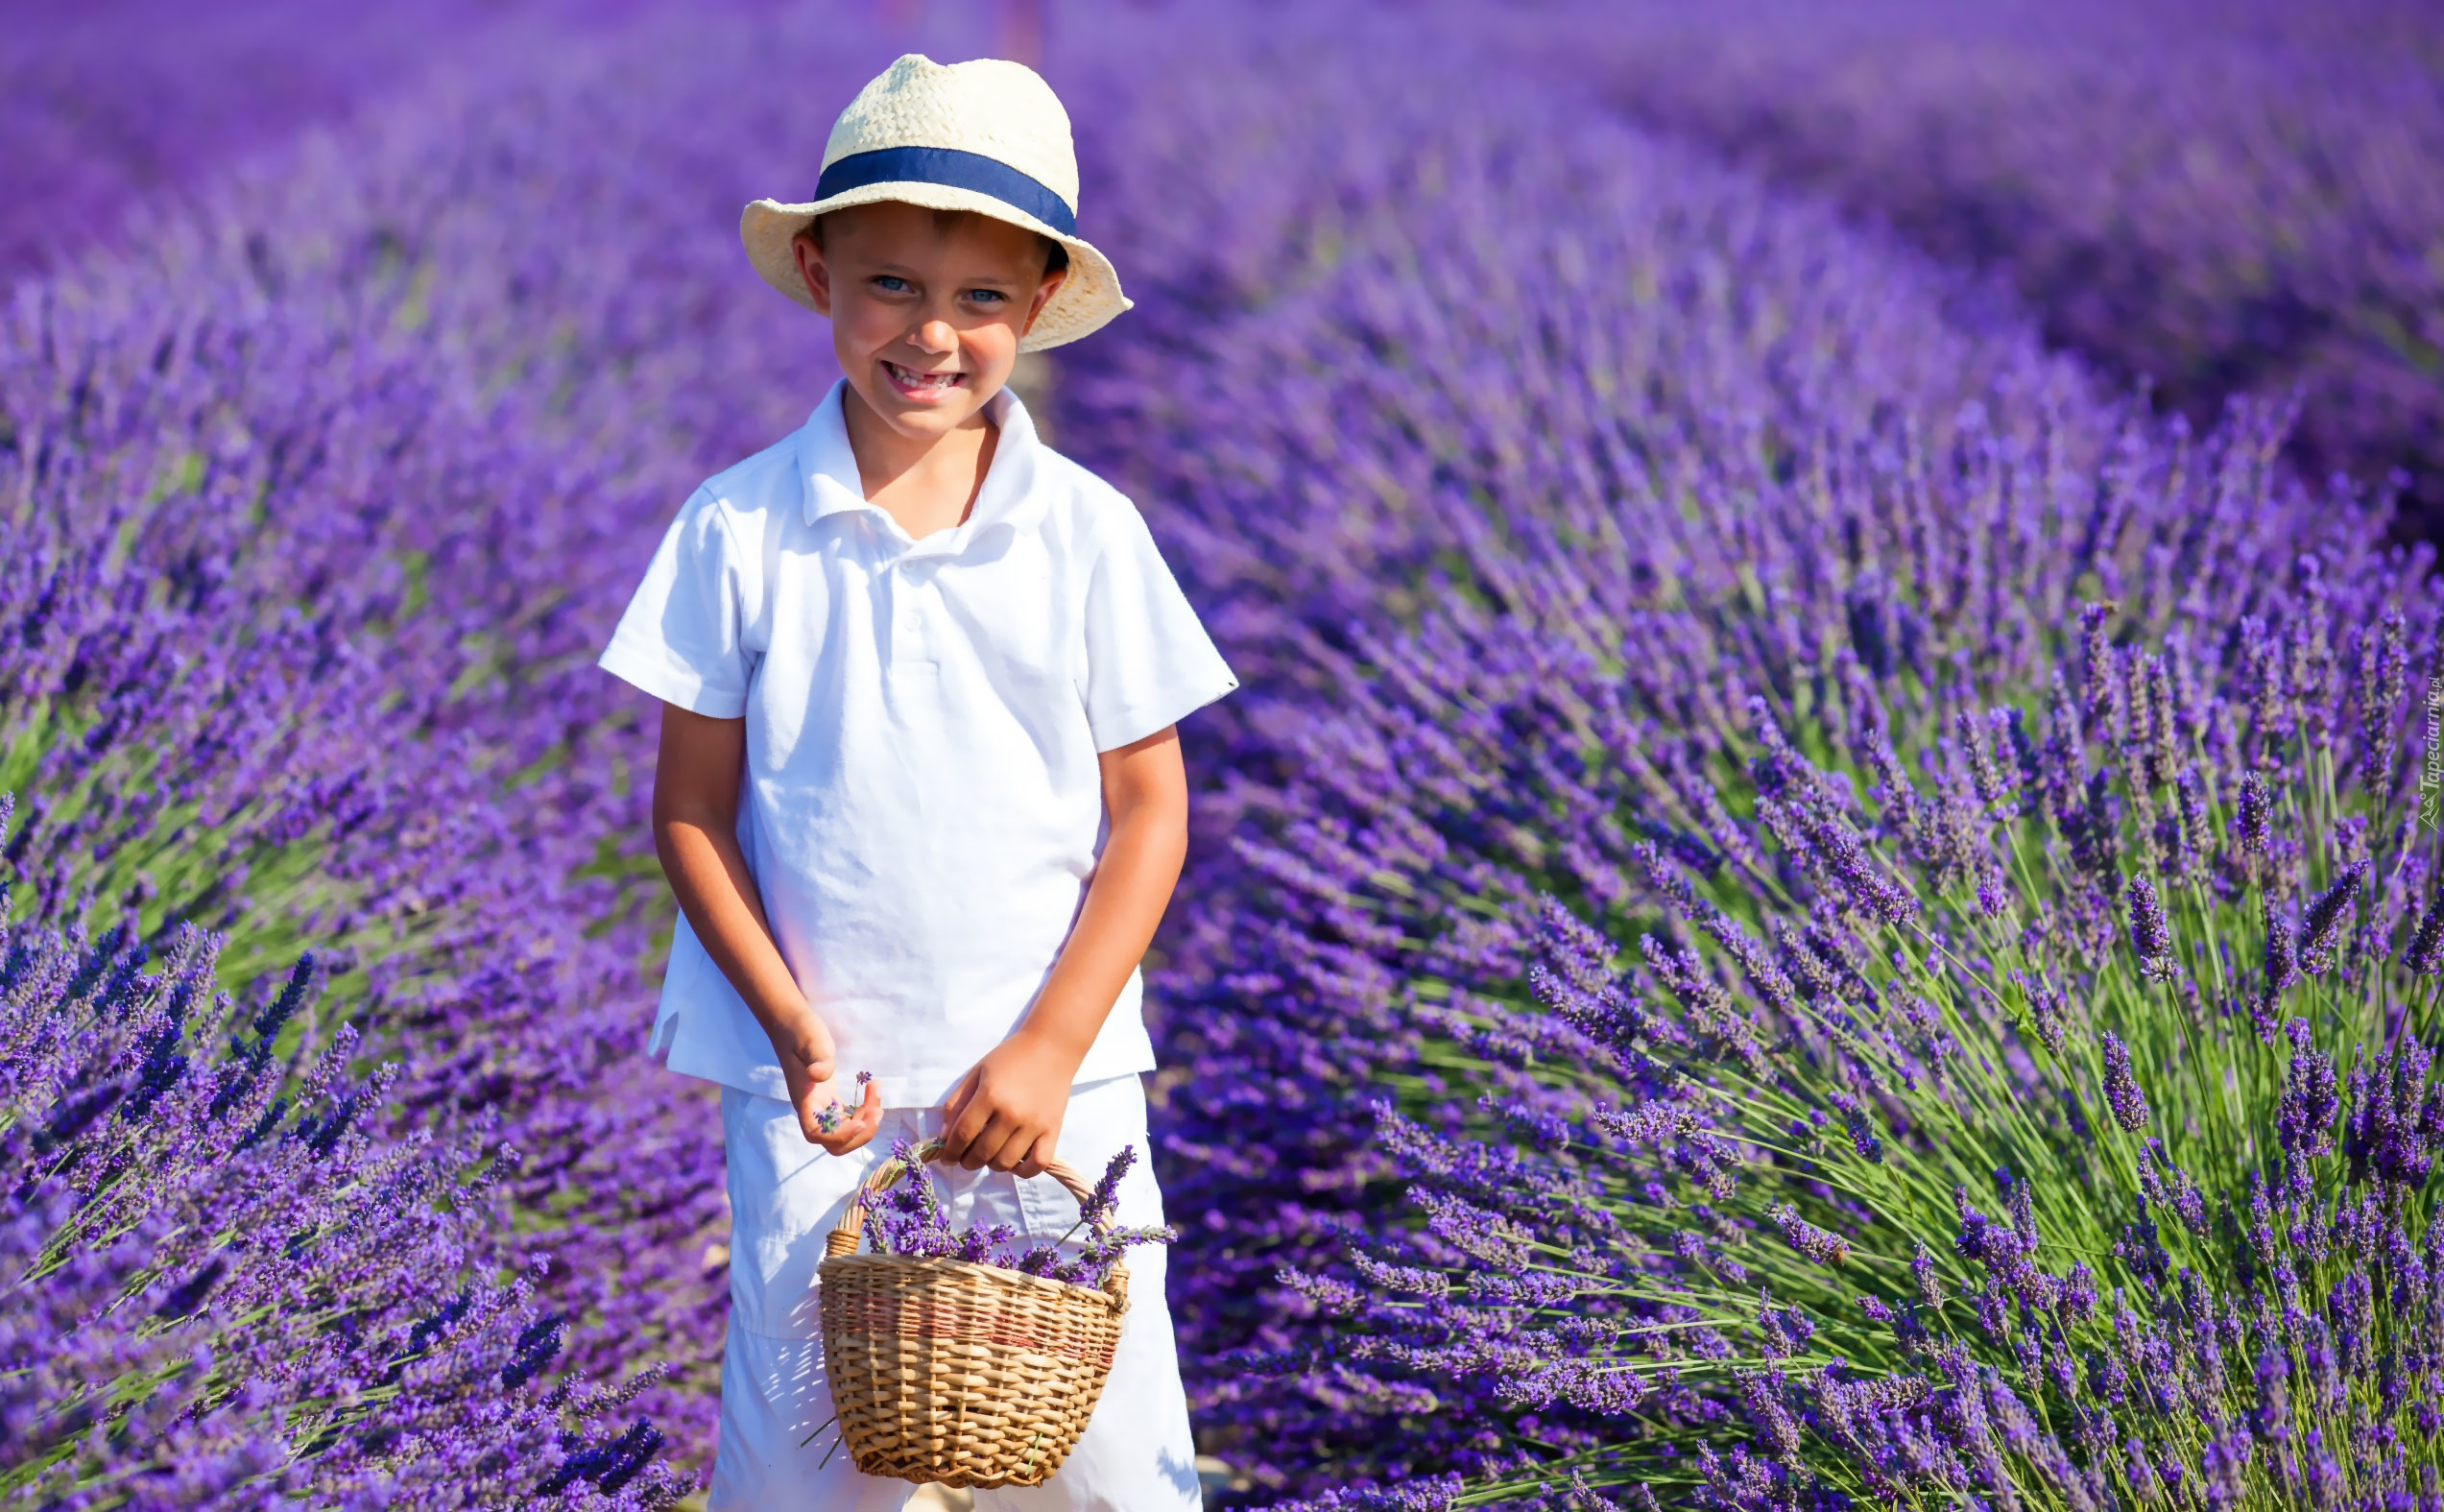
1911, 1241, 1948, 1309
1076, 1141, 1136, 1233
2343, 1042, 2444, 1191
2407, 890, 2444, 975
1958, 707, 2012, 815
2278, 1043, 2339, 1161
2100, 1030, 2151, 1134
2356, 607, 2408, 796
1794, 793, 1921, 928
2079, 601, 2119, 731
1827, 1090, 1883, 1164
1769, 1203, 1852, 1266
2236, 773, 2272, 867
2261, 888, 2300, 1014
809, 1069, 875, 1135
2126, 874, 2174, 982
2295, 857, 2368, 975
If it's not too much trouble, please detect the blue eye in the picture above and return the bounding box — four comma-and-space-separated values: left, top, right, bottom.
874, 276, 910, 293
967, 288, 1007, 304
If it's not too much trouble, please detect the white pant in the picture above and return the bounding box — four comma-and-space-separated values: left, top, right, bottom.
709, 1072, 1204, 1510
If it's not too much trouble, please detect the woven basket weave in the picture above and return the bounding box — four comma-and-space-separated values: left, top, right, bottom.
817, 1136, 1130, 1487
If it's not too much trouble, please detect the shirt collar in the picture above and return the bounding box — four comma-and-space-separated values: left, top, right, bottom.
799, 376, 1047, 549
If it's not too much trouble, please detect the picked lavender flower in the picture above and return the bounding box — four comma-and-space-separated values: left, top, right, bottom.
809, 1069, 875, 1136
2099, 1029, 2152, 1133
860, 1139, 1177, 1292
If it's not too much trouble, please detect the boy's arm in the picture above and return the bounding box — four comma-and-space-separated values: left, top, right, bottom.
936, 724, 1190, 1176
653, 703, 880, 1150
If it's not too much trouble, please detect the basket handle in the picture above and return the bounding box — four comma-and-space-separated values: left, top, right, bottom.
824, 1137, 1113, 1260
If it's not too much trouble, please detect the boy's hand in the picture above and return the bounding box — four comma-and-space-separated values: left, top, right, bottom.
937, 1029, 1079, 1177
777, 1020, 880, 1154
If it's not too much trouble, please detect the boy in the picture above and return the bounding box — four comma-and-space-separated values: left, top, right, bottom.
596, 54, 1233, 1511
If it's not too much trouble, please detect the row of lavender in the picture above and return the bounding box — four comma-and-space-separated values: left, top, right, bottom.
0, 4, 911, 1499
1506, 0, 2444, 535
4, 0, 826, 293
0, 0, 634, 285
1053, 11, 2444, 1504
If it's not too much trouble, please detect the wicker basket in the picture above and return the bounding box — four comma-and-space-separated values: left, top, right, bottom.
816, 1136, 1130, 1487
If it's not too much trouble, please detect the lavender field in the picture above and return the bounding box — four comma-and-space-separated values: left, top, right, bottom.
4, 1, 2441, 1507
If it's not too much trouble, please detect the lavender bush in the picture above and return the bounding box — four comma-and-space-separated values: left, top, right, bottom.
0, 816, 683, 1505
1244, 574, 2444, 1504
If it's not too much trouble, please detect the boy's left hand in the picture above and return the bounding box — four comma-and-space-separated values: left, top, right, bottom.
937, 1029, 1079, 1177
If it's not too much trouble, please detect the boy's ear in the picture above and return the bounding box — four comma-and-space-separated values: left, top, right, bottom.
1021, 265, 1067, 336
792, 230, 832, 317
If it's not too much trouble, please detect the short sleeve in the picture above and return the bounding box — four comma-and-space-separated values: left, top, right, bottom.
597, 488, 754, 718
1081, 502, 1240, 751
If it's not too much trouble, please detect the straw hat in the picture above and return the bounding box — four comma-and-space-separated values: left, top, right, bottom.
740, 54, 1131, 353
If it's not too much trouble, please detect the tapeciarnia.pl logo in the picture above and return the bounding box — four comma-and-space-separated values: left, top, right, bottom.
2423, 675, 2442, 830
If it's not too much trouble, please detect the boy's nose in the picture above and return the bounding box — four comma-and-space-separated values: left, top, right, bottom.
909, 318, 959, 354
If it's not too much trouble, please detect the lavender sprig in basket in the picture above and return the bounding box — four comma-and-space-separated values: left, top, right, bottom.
803, 1133, 1178, 1486
861, 1137, 1178, 1289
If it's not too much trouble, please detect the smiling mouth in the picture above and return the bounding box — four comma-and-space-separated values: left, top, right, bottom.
882, 359, 966, 397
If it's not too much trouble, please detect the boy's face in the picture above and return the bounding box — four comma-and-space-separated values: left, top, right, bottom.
793, 202, 1066, 443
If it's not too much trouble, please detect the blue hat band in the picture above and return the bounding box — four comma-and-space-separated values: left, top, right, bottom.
814, 147, 1078, 238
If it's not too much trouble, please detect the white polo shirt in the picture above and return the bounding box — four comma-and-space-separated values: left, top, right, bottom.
597, 377, 1237, 1108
